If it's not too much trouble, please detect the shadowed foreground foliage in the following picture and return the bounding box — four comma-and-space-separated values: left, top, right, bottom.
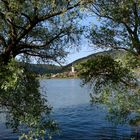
88, 1, 140, 56
78, 0, 140, 125
0, 60, 58, 139
0, 0, 95, 139
78, 53, 140, 124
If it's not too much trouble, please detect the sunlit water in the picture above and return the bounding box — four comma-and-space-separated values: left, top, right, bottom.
41, 79, 140, 140
0, 79, 140, 139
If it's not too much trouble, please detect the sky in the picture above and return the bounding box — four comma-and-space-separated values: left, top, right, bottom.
66, 47, 95, 64
65, 40, 101, 65
63, 15, 102, 65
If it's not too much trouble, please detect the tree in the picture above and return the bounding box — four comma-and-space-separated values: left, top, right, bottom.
0, 0, 93, 139
88, 0, 140, 56
0, 60, 58, 139
78, 53, 140, 121
0, 0, 92, 64
78, 0, 140, 124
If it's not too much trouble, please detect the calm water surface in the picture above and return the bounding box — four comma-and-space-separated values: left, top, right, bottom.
0, 79, 140, 139
41, 79, 140, 140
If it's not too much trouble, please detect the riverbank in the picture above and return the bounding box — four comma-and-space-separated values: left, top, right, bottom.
38, 76, 78, 80
38, 71, 78, 79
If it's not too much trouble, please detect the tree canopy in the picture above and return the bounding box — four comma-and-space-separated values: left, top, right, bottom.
0, 60, 58, 139
78, 0, 140, 124
0, 0, 140, 138
0, 0, 93, 139
0, 0, 93, 64
88, 0, 140, 56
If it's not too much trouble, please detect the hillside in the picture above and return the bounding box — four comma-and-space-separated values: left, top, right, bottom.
27, 64, 62, 74
63, 50, 124, 70
27, 50, 125, 75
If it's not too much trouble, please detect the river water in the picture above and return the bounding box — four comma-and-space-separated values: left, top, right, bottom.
0, 79, 140, 139
41, 79, 140, 140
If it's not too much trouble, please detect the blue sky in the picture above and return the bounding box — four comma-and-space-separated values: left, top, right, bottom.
64, 15, 101, 64
65, 41, 101, 64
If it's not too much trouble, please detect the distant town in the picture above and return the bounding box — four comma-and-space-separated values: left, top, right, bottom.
39, 66, 78, 79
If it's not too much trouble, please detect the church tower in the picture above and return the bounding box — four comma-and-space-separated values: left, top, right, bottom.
71, 65, 75, 73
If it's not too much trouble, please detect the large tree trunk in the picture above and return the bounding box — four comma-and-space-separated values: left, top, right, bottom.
0, 43, 15, 65
0, 52, 12, 65
131, 35, 140, 57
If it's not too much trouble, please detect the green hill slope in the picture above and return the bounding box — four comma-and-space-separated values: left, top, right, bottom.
63, 50, 124, 71
27, 64, 62, 74
27, 50, 125, 74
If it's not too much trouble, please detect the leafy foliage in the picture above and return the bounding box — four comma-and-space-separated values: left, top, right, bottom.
0, 0, 92, 64
117, 52, 140, 69
0, 1, 96, 139
0, 1, 94, 138
0, 60, 58, 139
78, 54, 140, 124
76, 0, 140, 125
88, 0, 140, 55
78, 55, 138, 92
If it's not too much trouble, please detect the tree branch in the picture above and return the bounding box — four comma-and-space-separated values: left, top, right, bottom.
133, 2, 139, 35
112, 47, 138, 56
21, 13, 32, 23
14, 2, 81, 46
0, 34, 7, 47
38, 1, 81, 22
